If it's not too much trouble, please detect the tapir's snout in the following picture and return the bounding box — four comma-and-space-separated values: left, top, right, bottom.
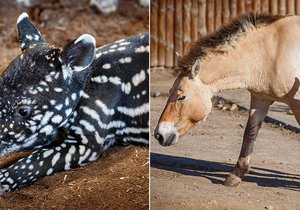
154, 122, 179, 146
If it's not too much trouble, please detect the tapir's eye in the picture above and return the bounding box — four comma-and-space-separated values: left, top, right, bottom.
177, 95, 186, 101
17, 106, 32, 118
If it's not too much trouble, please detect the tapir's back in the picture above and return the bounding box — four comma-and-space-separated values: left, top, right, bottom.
68, 33, 149, 149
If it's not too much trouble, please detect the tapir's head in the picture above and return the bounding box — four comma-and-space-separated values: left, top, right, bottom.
0, 13, 96, 155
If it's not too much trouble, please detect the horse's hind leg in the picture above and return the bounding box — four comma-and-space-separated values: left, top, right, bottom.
224, 94, 273, 187
289, 99, 300, 125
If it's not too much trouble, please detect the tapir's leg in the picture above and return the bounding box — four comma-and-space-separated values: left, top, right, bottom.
224, 94, 273, 187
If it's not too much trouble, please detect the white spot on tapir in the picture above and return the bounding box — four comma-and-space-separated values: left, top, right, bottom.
119, 57, 132, 64
121, 83, 131, 94
102, 63, 111, 69
109, 77, 121, 85
132, 70, 146, 86
55, 104, 63, 110
65, 108, 72, 116
34, 34, 40, 41
117, 47, 126, 51
119, 41, 130, 46
71, 93, 77, 101
65, 145, 76, 170
51, 115, 63, 124
54, 87, 63, 92
79, 120, 96, 132
51, 152, 61, 166
26, 35, 33, 40
46, 168, 53, 175
91, 76, 108, 83
40, 111, 54, 125
135, 45, 149, 53
40, 125, 54, 135
117, 103, 149, 117
43, 149, 54, 158
95, 100, 115, 115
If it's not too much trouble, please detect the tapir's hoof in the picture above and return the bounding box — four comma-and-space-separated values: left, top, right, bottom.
224, 173, 241, 187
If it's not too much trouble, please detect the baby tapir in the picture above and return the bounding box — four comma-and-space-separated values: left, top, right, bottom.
0, 12, 149, 194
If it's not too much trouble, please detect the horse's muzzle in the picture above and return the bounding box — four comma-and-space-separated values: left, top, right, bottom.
154, 122, 179, 146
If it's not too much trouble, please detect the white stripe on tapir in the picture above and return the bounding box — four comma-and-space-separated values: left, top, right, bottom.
117, 103, 149, 117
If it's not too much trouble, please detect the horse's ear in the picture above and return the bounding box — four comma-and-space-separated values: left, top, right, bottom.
191, 60, 201, 78
17, 12, 46, 51
175, 51, 182, 62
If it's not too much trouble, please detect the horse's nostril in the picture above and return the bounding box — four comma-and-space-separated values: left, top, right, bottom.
156, 133, 164, 143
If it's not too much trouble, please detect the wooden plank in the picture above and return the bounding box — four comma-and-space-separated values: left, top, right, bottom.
270, 0, 278, 15
215, 0, 222, 30
237, 0, 245, 16
150, 0, 158, 67
230, 0, 237, 18
252, 0, 261, 12
207, 0, 215, 33
183, 0, 191, 53
287, 0, 295, 15
191, 0, 199, 43
198, 0, 207, 37
165, 0, 174, 67
262, 0, 269, 13
158, 0, 166, 66
245, 0, 253, 12
174, 0, 183, 65
222, 0, 230, 25
279, 0, 286, 15
296, 0, 300, 14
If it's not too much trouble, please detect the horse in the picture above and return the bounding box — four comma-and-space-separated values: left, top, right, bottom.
154, 13, 300, 187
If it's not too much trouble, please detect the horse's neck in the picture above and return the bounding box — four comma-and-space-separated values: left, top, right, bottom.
199, 29, 267, 94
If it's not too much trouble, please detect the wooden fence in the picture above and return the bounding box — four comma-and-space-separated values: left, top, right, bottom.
150, 0, 300, 67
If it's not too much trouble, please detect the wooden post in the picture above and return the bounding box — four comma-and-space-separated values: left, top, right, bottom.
215, 0, 222, 30
230, 0, 237, 19
165, 0, 174, 67
252, 0, 261, 12
262, 0, 269, 13
279, 0, 286, 15
183, 1, 191, 53
296, 0, 300, 14
270, 0, 278, 15
287, 0, 295, 15
245, 0, 252, 13
198, 0, 207, 37
191, 0, 199, 43
174, 0, 183, 65
207, 0, 215, 33
158, 0, 166, 66
150, 0, 158, 67
222, 0, 230, 25
237, 0, 245, 16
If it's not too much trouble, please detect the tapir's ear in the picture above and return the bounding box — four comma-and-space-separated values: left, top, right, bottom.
61, 34, 96, 72
17, 12, 46, 51
191, 60, 201, 79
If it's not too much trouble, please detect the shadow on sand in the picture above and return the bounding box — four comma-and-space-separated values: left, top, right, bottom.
151, 152, 300, 191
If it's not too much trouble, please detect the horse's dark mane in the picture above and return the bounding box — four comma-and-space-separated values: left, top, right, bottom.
178, 13, 285, 70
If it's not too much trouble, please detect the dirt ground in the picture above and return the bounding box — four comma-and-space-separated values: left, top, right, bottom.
0, 0, 149, 209
150, 69, 300, 210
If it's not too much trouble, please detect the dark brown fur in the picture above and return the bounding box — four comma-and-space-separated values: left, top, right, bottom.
178, 13, 285, 71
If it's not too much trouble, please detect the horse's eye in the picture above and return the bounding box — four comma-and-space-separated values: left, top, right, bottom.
178, 95, 186, 101
17, 106, 32, 118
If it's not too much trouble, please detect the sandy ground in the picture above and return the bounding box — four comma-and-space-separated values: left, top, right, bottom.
150, 68, 300, 210
0, 0, 149, 209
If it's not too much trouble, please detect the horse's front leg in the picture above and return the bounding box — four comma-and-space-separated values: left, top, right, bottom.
224, 95, 272, 187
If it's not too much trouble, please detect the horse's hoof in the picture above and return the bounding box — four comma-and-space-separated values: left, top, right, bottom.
224, 173, 241, 187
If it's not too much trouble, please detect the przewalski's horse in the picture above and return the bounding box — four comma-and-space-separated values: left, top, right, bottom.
154, 13, 300, 187
0, 13, 149, 194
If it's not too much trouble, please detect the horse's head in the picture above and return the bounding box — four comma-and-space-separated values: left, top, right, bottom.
154, 58, 213, 146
